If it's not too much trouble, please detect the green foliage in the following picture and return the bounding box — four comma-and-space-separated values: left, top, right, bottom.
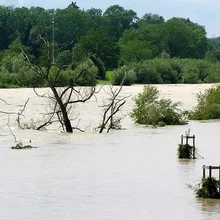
196, 177, 220, 199
130, 85, 187, 126
153, 59, 179, 83
181, 65, 200, 83
89, 54, 106, 80
189, 86, 220, 120
141, 13, 165, 24
74, 28, 119, 69
68, 59, 98, 86
178, 144, 193, 159
111, 65, 136, 85
134, 62, 163, 84
0, 4, 219, 87
56, 50, 73, 67
204, 51, 218, 63
163, 17, 207, 59
0, 53, 44, 87
207, 37, 220, 61
103, 5, 138, 40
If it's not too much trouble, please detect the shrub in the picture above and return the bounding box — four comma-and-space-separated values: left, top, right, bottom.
67, 59, 98, 86
181, 65, 200, 83
153, 59, 179, 83
196, 177, 220, 199
189, 85, 220, 120
130, 85, 188, 126
134, 62, 163, 84
178, 144, 193, 159
111, 65, 136, 86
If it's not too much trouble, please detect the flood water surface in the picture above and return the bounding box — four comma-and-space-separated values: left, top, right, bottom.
1, 85, 220, 220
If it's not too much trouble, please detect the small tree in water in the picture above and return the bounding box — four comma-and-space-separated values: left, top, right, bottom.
130, 85, 187, 127
98, 80, 130, 133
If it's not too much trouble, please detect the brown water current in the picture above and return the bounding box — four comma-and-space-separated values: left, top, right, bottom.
1, 84, 220, 220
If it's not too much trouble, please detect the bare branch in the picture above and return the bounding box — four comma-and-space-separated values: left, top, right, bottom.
99, 83, 130, 133
17, 97, 30, 129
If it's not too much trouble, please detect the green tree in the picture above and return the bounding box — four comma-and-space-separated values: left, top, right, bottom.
74, 29, 119, 69
163, 17, 207, 58
103, 5, 138, 39
119, 28, 158, 63
141, 13, 165, 24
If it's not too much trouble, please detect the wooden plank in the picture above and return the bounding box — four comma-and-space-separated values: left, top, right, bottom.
203, 166, 220, 169
182, 136, 194, 139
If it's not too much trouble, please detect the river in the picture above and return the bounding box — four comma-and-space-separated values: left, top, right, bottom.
1, 84, 220, 220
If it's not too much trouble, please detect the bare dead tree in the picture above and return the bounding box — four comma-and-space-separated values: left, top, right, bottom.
99, 82, 130, 133
21, 38, 98, 133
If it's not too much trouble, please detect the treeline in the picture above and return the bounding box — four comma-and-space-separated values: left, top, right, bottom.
111, 58, 220, 85
1, 2, 220, 87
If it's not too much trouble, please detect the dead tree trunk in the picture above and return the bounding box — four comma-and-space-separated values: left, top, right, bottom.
50, 86, 73, 132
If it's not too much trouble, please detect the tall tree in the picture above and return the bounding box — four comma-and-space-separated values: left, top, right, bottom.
74, 29, 120, 69
162, 17, 207, 58
103, 5, 138, 39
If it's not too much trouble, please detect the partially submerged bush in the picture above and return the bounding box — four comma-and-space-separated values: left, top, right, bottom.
130, 85, 188, 127
189, 85, 220, 120
11, 141, 36, 149
178, 144, 193, 159
196, 177, 220, 199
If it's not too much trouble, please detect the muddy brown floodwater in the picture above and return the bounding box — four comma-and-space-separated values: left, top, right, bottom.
1, 84, 220, 220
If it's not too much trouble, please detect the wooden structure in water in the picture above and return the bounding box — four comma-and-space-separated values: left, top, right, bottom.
202, 165, 220, 180
196, 165, 220, 198
179, 134, 196, 159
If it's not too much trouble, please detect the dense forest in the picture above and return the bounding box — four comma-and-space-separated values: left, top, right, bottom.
1, 1, 220, 87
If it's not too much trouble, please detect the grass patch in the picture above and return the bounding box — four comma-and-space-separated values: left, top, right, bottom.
97, 71, 112, 85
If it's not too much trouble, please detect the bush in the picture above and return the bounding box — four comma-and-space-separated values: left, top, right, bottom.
130, 85, 188, 127
134, 62, 163, 84
196, 177, 220, 198
62, 59, 98, 86
111, 65, 136, 86
178, 144, 193, 159
153, 59, 179, 83
189, 85, 220, 120
181, 65, 200, 83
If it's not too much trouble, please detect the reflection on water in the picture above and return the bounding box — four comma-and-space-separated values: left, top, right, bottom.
1, 86, 220, 220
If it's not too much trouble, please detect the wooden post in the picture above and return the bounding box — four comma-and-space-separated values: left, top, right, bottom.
209, 166, 212, 178
219, 165, 220, 182
203, 165, 205, 178
192, 135, 195, 159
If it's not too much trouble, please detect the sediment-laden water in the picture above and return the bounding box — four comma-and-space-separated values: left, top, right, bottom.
1, 84, 220, 220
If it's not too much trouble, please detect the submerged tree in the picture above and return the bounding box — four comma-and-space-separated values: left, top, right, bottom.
98, 81, 129, 133
22, 37, 98, 133
189, 85, 220, 120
